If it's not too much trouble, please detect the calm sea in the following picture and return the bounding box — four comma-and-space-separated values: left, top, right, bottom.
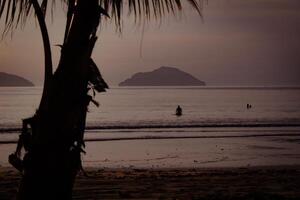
0, 86, 300, 131
1, 86, 300, 167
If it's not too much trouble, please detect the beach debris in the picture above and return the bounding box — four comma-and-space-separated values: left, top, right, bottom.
116, 171, 126, 178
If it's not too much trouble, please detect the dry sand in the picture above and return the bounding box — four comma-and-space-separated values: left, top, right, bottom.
0, 166, 299, 200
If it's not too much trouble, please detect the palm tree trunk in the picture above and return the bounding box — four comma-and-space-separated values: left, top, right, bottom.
17, 0, 101, 199
31, 0, 53, 112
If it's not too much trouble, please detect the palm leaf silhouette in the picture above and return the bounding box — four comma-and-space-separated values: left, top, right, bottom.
0, 0, 202, 33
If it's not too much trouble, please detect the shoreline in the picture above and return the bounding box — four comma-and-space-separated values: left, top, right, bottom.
1, 133, 300, 168
1, 123, 300, 134
1, 165, 300, 199
1, 126, 300, 145
1, 132, 300, 144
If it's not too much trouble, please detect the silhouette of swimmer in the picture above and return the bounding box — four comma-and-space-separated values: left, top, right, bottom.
176, 105, 182, 116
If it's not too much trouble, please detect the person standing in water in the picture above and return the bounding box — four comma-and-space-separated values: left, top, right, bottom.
176, 105, 182, 116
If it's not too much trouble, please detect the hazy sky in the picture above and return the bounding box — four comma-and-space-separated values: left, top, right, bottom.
0, 0, 300, 86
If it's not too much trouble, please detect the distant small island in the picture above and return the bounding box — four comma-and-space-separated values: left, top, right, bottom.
119, 66, 206, 86
0, 72, 34, 87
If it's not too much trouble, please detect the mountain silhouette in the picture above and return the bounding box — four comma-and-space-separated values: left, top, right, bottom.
0, 72, 34, 87
119, 66, 205, 86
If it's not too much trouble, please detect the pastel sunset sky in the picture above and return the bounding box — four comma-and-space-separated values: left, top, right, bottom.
0, 0, 299, 86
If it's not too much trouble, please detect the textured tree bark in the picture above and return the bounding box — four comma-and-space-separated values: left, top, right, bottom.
16, 0, 103, 199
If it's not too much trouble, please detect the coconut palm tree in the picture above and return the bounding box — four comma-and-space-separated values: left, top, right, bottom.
0, 0, 201, 199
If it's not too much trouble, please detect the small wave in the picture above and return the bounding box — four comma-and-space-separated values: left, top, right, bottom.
1, 133, 300, 144
112, 86, 300, 90
86, 123, 300, 130
1, 122, 300, 134
0, 128, 21, 133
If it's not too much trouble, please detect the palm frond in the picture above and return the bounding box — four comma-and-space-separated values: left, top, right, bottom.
0, 0, 202, 34
1, 0, 36, 35
100, 0, 202, 29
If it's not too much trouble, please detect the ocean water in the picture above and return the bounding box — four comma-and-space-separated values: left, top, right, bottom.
0, 86, 300, 130
1, 86, 300, 167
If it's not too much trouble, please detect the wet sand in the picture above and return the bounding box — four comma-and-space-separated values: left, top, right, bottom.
1, 128, 300, 199
0, 166, 300, 200
1, 127, 300, 168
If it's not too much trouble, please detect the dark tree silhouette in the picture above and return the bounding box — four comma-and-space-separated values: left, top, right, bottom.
0, 0, 201, 199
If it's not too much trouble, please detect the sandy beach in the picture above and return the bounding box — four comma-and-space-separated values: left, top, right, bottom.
1, 127, 300, 199
0, 166, 299, 200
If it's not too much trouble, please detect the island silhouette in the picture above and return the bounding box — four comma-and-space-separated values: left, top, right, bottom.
119, 66, 206, 86
0, 72, 34, 87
